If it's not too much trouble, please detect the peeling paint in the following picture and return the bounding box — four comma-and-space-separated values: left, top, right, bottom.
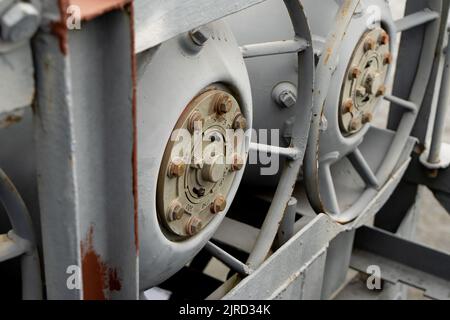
81, 226, 122, 300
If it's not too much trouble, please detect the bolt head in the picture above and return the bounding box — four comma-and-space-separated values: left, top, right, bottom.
186, 217, 202, 236
378, 31, 390, 45
342, 99, 354, 113
349, 66, 361, 80
364, 38, 376, 52
168, 157, 186, 178
279, 90, 297, 108
1, 3, 40, 43
349, 118, 362, 131
210, 195, 227, 214
356, 86, 367, 97
167, 200, 185, 221
188, 111, 204, 133
189, 26, 210, 46
232, 113, 247, 130
376, 85, 386, 97
362, 112, 373, 124
383, 53, 393, 65
231, 154, 244, 171
215, 94, 232, 115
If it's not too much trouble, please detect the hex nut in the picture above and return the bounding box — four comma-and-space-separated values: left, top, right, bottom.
168, 158, 186, 178
167, 200, 185, 221
383, 52, 393, 65
186, 217, 202, 235
349, 66, 361, 80
279, 90, 297, 108
0, 3, 40, 43
378, 31, 390, 45
342, 99, 354, 113
364, 38, 376, 52
376, 85, 386, 97
210, 195, 227, 214
231, 154, 244, 171
188, 111, 204, 133
233, 113, 247, 130
215, 94, 232, 115
189, 26, 211, 46
362, 112, 373, 124
350, 118, 362, 131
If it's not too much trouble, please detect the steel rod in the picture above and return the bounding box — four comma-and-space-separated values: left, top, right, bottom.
246, 158, 302, 270
348, 148, 380, 188
0, 168, 42, 299
205, 241, 252, 275
384, 95, 418, 113
277, 197, 297, 246
428, 30, 450, 164
395, 9, 440, 33
240, 38, 309, 58
249, 142, 300, 160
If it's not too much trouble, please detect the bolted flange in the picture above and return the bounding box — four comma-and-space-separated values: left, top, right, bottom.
157, 87, 247, 239
339, 27, 392, 136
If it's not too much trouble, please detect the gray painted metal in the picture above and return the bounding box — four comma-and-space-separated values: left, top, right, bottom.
33, 5, 138, 299
223, 214, 340, 299
134, 0, 267, 53
304, 0, 444, 223
244, 0, 314, 271
424, 29, 450, 168
205, 242, 253, 276
352, 226, 450, 300
0, 168, 41, 299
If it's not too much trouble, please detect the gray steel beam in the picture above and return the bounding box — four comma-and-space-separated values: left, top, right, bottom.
352, 226, 450, 299
33, 1, 138, 299
134, 0, 267, 53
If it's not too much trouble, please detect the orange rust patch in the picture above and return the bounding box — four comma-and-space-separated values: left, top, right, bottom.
81, 226, 123, 300
128, 3, 139, 253
68, 0, 131, 21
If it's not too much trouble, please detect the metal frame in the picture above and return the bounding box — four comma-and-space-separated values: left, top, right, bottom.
0, 0, 449, 300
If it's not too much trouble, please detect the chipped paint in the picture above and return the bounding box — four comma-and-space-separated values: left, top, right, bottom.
128, 3, 140, 253
53, 0, 132, 55
81, 226, 123, 300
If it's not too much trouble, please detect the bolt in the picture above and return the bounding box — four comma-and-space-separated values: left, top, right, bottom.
356, 86, 367, 97
378, 31, 390, 45
186, 217, 202, 236
231, 154, 244, 171
279, 90, 297, 108
383, 52, 393, 65
189, 26, 210, 46
364, 38, 376, 52
362, 112, 373, 124
376, 85, 386, 97
342, 99, 354, 113
167, 200, 185, 221
232, 113, 247, 130
210, 195, 227, 214
0, 3, 40, 43
188, 111, 204, 133
168, 158, 186, 178
349, 66, 361, 80
215, 94, 232, 115
350, 118, 362, 131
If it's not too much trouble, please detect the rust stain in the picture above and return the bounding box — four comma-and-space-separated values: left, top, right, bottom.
128, 3, 139, 253
51, 0, 70, 55
68, 0, 131, 21
81, 225, 123, 300
52, 0, 131, 55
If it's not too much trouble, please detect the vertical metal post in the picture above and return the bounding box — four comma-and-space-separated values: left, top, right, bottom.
277, 197, 297, 246
33, 1, 138, 299
428, 27, 450, 165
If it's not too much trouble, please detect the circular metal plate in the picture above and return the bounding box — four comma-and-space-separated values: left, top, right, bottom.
157, 88, 246, 239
